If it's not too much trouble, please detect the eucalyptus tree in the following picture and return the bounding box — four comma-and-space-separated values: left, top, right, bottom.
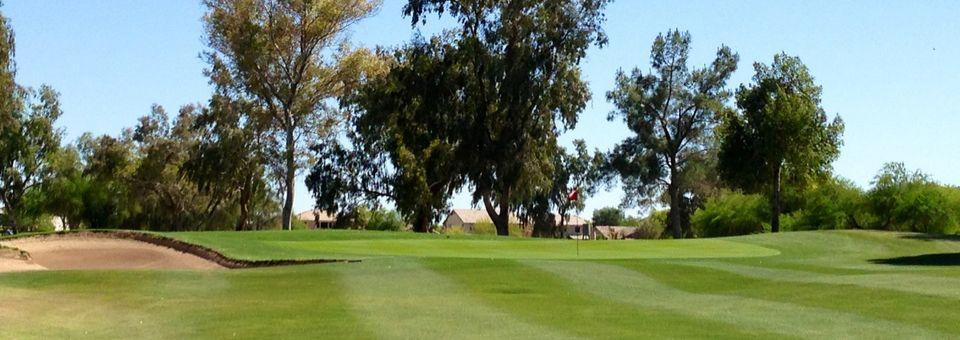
606, 30, 738, 238
202, 0, 382, 230
186, 94, 274, 231
308, 36, 462, 233
718, 53, 844, 232
0, 11, 64, 231
403, 0, 611, 235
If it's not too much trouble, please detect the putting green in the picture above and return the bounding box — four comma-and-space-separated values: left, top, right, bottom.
3, 230, 960, 338
264, 238, 779, 259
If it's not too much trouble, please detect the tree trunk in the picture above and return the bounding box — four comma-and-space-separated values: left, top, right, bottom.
483, 193, 511, 236
668, 176, 683, 239
236, 197, 249, 231
412, 209, 431, 233
281, 128, 296, 230
771, 165, 782, 233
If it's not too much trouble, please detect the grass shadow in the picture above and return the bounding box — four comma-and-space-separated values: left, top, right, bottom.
870, 253, 960, 266
899, 233, 960, 242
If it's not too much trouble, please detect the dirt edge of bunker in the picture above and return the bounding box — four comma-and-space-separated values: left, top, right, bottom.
1, 230, 360, 269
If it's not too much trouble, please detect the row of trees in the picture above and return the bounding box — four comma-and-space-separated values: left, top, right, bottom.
694, 163, 960, 237
1, 1, 387, 232
309, 8, 845, 238
6, 1, 944, 239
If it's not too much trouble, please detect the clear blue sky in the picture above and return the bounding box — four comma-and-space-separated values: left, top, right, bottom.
7, 0, 960, 219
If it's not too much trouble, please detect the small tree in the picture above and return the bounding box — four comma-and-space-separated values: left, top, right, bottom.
202, 0, 381, 230
606, 30, 738, 238
592, 207, 624, 226
718, 53, 844, 232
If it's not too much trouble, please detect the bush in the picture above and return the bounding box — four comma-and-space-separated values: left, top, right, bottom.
863, 163, 960, 234
692, 191, 769, 237
622, 210, 667, 239
471, 221, 524, 236
593, 207, 624, 226
788, 178, 865, 230
366, 209, 406, 231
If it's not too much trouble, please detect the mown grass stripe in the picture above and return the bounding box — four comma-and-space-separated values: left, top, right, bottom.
332, 258, 576, 339
635, 259, 960, 334
527, 260, 950, 339
675, 260, 960, 300
422, 258, 788, 339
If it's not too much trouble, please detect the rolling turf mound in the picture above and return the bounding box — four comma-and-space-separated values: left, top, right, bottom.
2, 229, 960, 338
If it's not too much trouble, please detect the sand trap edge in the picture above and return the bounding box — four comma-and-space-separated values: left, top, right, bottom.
1, 231, 360, 269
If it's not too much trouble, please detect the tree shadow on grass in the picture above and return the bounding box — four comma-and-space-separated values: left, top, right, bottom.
899, 233, 960, 242
870, 253, 960, 266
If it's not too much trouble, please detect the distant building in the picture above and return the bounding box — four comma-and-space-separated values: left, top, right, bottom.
442, 209, 520, 232
442, 209, 589, 237
296, 209, 337, 229
555, 214, 590, 238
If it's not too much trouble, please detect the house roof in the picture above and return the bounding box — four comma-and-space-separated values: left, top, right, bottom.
555, 214, 589, 226
445, 209, 587, 225
447, 209, 520, 224
296, 209, 337, 223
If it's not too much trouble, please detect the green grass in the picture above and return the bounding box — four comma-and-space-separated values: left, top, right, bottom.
2, 229, 960, 338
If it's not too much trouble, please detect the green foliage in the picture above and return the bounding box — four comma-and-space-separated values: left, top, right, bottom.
404, 0, 610, 236
202, 0, 382, 229
863, 163, 960, 234
526, 140, 605, 238
364, 209, 406, 232
622, 210, 668, 239
605, 30, 738, 239
468, 221, 524, 236
184, 93, 272, 231
692, 191, 769, 237
786, 178, 864, 230
0, 12, 65, 231
592, 207, 624, 226
310, 36, 461, 233
719, 53, 844, 232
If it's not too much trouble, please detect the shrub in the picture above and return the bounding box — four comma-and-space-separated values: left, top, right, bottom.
864, 163, 960, 234
593, 207, 624, 226
470, 221, 524, 236
366, 209, 406, 231
692, 191, 769, 237
788, 178, 865, 230
622, 210, 667, 239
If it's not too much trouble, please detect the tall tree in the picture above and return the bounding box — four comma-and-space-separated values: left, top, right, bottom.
76, 133, 136, 229
404, 0, 610, 235
308, 36, 461, 233
0, 10, 65, 231
606, 30, 738, 239
203, 0, 381, 230
718, 53, 844, 233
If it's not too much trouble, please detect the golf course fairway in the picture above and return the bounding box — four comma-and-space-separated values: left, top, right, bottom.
2, 229, 960, 338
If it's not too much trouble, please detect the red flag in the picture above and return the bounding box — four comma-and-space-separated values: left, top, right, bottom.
567, 188, 579, 201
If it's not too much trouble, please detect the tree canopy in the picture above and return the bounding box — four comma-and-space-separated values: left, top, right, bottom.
403, 0, 611, 235
308, 36, 461, 232
202, 0, 381, 230
606, 30, 738, 238
0, 12, 64, 231
718, 53, 844, 232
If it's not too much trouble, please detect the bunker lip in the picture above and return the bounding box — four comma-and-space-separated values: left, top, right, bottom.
0, 230, 359, 272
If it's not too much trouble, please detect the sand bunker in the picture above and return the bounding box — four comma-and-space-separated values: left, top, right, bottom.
0, 235, 222, 273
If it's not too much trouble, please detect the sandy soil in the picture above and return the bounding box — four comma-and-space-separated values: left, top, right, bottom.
0, 236, 223, 273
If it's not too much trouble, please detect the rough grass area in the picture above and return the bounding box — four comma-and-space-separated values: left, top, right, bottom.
2, 230, 960, 338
